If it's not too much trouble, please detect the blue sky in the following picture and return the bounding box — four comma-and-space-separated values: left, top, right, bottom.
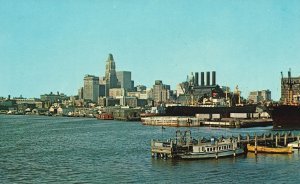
1, 0, 300, 100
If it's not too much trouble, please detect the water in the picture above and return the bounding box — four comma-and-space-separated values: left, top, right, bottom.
1, 115, 300, 183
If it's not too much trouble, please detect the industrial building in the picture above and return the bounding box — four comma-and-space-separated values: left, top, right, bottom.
177, 71, 222, 105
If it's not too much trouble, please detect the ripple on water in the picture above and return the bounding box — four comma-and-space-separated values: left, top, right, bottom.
1, 115, 300, 183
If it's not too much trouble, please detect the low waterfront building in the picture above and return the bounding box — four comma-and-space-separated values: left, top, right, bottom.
109, 88, 125, 98
127, 89, 152, 100
41, 92, 69, 106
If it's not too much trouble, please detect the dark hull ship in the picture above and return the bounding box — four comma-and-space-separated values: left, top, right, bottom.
165, 105, 257, 117
270, 69, 300, 130
271, 105, 300, 130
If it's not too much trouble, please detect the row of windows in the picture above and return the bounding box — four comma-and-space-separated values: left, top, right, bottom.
205, 145, 231, 152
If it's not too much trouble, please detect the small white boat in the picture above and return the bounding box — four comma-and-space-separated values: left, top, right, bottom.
178, 138, 244, 159
288, 140, 300, 149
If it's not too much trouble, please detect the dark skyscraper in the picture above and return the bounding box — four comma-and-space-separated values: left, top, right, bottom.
117, 71, 133, 90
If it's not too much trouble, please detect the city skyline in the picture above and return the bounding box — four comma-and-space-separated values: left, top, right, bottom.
1, 1, 300, 100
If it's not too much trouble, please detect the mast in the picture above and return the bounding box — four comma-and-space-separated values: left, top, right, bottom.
288, 69, 293, 104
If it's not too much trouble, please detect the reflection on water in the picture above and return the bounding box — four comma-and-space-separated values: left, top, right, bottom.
1, 115, 300, 183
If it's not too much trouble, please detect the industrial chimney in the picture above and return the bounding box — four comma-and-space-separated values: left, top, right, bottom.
212, 71, 216, 86
201, 72, 205, 86
194, 72, 199, 86
206, 72, 210, 86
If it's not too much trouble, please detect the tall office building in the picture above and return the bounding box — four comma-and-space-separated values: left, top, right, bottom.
78, 87, 84, 99
116, 71, 133, 90
104, 54, 119, 96
83, 75, 99, 102
153, 80, 170, 105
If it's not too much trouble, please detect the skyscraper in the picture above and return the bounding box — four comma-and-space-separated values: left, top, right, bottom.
104, 54, 118, 96
83, 75, 99, 102
153, 80, 170, 105
116, 71, 133, 91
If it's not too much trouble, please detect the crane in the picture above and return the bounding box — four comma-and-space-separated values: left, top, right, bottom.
282, 69, 300, 105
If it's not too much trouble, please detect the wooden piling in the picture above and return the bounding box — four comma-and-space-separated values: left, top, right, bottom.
271, 133, 273, 140
215, 141, 218, 159
254, 134, 257, 155
284, 133, 287, 146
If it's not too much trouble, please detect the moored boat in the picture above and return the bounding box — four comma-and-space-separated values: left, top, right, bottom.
151, 130, 244, 159
178, 138, 244, 159
165, 105, 257, 117
270, 70, 300, 130
287, 140, 300, 149
97, 113, 114, 120
270, 105, 300, 130
247, 144, 293, 154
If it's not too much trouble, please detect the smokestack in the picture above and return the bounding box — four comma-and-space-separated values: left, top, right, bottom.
206, 72, 210, 86
201, 72, 205, 86
195, 72, 199, 86
212, 71, 216, 86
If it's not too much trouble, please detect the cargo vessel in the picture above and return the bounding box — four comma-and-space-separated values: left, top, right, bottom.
165, 105, 257, 117
270, 105, 300, 130
270, 70, 300, 130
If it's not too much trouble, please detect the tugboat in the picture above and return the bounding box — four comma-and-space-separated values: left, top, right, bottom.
270, 70, 300, 130
97, 112, 114, 120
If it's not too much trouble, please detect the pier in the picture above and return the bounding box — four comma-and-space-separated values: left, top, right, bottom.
143, 116, 272, 128
151, 130, 300, 159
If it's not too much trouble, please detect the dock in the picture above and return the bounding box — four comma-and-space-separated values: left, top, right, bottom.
151, 131, 300, 159
142, 116, 272, 128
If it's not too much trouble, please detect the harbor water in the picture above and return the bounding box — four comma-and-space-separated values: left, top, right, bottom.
1, 115, 300, 183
